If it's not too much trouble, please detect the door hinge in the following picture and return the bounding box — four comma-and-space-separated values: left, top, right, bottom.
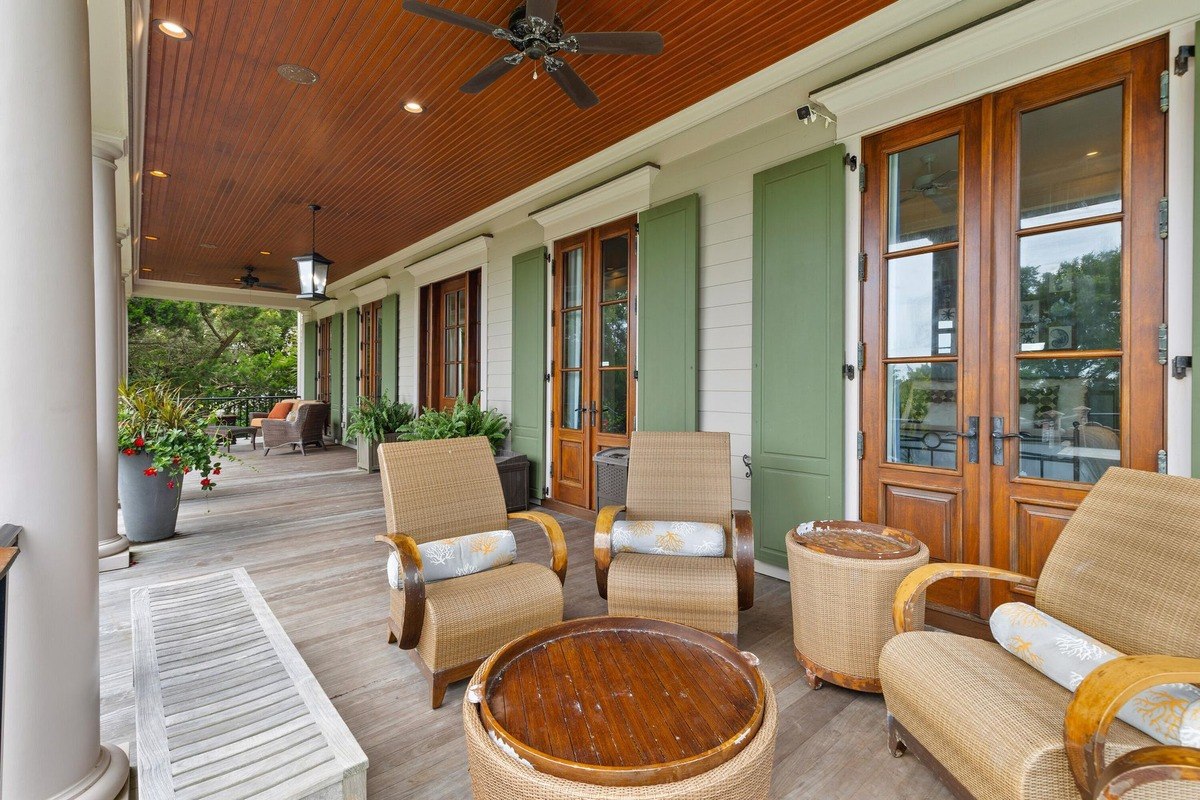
858, 162, 867, 194
1159, 70, 1170, 112
857, 252, 867, 282
544, 371, 551, 383
1176, 45, 1196, 76
842, 364, 856, 380
1158, 197, 1169, 239
1158, 450, 1168, 474
633, 369, 639, 380
1158, 323, 1169, 365
857, 341, 866, 372
856, 431, 865, 460
635, 222, 640, 234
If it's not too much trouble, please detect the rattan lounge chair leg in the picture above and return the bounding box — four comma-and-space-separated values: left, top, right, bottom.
386, 624, 397, 645
804, 667, 824, 690
262, 448, 270, 456
431, 673, 450, 709
887, 715, 907, 758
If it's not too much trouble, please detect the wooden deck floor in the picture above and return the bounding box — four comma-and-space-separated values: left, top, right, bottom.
100, 444, 952, 799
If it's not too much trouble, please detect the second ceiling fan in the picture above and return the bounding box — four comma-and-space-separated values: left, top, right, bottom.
402, 0, 664, 109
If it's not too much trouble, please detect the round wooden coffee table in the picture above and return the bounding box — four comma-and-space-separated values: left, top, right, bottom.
469, 616, 768, 788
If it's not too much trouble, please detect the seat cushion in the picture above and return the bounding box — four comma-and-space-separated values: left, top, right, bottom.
607, 553, 738, 637
267, 400, 294, 419
249, 418, 264, 428
879, 631, 1171, 800
406, 561, 563, 672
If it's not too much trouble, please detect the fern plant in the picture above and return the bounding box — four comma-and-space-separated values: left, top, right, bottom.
401, 394, 510, 454
345, 395, 415, 443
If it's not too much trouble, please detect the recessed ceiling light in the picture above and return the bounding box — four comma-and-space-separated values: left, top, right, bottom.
277, 64, 319, 85
259, 250, 272, 255
199, 243, 217, 249
153, 19, 193, 40
144, 235, 159, 241
404, 101, 424, 114
1086, 150, 1100, 157
148, 169, 169, 178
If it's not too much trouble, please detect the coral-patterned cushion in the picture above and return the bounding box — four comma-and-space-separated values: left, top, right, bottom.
267, 400, 294, 420
991, 602, 1200, 745
386, 530, 516, 588
610, 520, 726, 557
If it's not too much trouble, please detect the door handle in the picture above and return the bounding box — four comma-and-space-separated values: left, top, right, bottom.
588, 401, 597, 427
991, 416, 1023, 466
949, 416, 979, 463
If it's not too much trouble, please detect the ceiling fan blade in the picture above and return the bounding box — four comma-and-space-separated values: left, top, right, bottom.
568, 31, 664, 55
931, 169, 959, 184
548, 60, 599, 109
461, 55, 520, 94
401, 0, 499, 36
525, 0, 558, 23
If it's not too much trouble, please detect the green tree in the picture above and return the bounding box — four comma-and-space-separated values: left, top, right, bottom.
127, 298, 297, 396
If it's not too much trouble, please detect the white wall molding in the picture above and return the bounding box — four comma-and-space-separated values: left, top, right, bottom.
405, 234, 491, 286
309, 299, 341, 321
814, 0, 1198, 138
134, 279, 306, 310
531, 164, 660, 242
349, 277, 390, 305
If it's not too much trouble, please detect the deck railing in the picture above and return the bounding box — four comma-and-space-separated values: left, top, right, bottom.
187, 395, 297, 427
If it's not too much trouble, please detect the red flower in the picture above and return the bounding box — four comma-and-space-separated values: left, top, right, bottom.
171, 456, 181, 465
166, 480, 175, 490
123, 448, 135, 456
144, 467, 157, 477
200, 478, 212, 488
213, 467, 221, 476
183, 467, 191, 474
134, 437, 144, 447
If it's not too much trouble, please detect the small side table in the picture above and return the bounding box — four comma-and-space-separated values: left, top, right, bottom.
205, 425, 257, 453
786, 521, 928, 693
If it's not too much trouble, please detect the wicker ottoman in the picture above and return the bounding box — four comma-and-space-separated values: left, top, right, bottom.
787, 520, 928, 693
462, 658, 778, 800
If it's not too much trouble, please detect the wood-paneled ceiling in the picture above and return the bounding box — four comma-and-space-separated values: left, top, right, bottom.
141, 0, 895, 292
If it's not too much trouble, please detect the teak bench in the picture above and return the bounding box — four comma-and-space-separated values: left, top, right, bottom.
132, 568, 367, 800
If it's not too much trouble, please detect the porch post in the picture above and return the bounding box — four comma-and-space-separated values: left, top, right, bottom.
0, 1, 130, 798
93, 134, 130, 572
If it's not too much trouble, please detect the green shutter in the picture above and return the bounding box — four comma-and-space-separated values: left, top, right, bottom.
637, 194, 700, 431
330, 313, 343, 439
303, 319, 317, 399
511, 246, 548, 498
1194, 20, 1200, 475
345, 308, 359, 414
752, 145, 846, 567
381, 293, 399, 401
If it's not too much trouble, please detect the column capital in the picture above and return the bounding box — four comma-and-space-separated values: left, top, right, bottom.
91, 132, 126, 165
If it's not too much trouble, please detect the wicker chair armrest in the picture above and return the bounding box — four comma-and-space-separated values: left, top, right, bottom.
732, 510, 754, 611
1065, 655, 1200, 798
594, 505, 625, 600
892, 563, 1036, 634
258, 418, 293, 434
508, 511, 568, 585
249, 411, 269, 421
374, 534, 426, 649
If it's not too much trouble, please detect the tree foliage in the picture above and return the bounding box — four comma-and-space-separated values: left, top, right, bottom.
127, 298, 297, 397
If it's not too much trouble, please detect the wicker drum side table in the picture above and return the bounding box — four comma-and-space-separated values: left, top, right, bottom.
786, 521, 929, 693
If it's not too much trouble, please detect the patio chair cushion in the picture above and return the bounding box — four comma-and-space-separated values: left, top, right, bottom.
386, 530, 516, 588
991, 602, 1200, 745
607, 553, 738, 636
611, 520, 727, 557
398, 561, 563, 672
879, 631, 1165, 800
285, 399, 320, 422
1183, 701, 1200, 748
267, 400, 294, 419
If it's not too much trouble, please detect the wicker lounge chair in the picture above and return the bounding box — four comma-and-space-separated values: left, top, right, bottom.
594, 431, 753, 642
260, 401, 329, 456
881, 467, 1200, 799
375, 437, 568, 708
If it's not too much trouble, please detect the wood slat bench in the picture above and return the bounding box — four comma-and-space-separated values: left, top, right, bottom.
132, 569, 367, 800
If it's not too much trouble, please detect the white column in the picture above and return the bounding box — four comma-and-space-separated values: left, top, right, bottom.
94, 134, 130, 572
0, 2, 129, 798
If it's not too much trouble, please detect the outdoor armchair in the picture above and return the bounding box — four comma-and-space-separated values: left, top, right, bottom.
594, 431, 753, 643
880, 467, 1200, 800
260, 401, 329, 456
375, 437, 567, 708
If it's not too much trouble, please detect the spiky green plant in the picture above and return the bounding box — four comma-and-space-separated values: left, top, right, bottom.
117, 382, 225, 490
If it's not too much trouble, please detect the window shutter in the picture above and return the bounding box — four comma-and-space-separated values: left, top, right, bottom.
637, 193, 700, 431
751, 144, 846, 567
511, 246, 548, 498
302, 319, 318, 399
381, 293, 399, 401
330, 313, 344, 437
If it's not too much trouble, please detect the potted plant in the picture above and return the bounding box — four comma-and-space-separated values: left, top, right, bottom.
117, 383, 224, 542
401, 394, 529, 511
346, 395, 415, 472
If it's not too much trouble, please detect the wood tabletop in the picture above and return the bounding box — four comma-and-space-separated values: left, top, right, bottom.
476, 616, 765, 786
792, 520, 921, 560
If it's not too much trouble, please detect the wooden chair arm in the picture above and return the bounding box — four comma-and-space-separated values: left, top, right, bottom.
1065, 655, 1200, 798
508, 511, 568, 585
892, 563, 1037, 634
732, 510, 754, 611
374, 534, 425, 649
594, 505, 625, 600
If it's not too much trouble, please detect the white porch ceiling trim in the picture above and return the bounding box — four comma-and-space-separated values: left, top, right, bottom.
134, 278, 306, 310
813, 0, 1198, 138
530, 164, 660, 242
308, 299, 341, 321
405, 234, 492, 286
348, 277, 390, 305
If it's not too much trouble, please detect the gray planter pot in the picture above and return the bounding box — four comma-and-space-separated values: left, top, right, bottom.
118, 452, 183, 543
357, 432, 401, 473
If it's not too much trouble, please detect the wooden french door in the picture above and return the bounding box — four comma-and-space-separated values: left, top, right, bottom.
551, 217, 637, 509
861, 39, 1166, 622
316, 318, 332, 404
359, 299, 383, 401
420, 270, 481, 411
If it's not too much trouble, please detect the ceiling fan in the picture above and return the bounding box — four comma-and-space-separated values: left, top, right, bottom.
236, 265, 287, 292
401, 0, 664, 109
901, 155, 958, 213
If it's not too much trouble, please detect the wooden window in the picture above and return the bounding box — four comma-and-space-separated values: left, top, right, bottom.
359, 300, 383, 401
859, 39, 1166, 625
419, 269, 481, 411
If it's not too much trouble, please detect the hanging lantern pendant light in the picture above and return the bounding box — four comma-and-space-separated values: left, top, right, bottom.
294, 203, 331, 301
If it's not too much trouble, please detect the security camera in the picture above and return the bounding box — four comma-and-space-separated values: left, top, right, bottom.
796, 105, 814, 123
796, 101, 835, 128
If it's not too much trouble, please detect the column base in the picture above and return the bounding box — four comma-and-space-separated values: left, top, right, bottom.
48, 743, 129, 800
98, 535, 130, 572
